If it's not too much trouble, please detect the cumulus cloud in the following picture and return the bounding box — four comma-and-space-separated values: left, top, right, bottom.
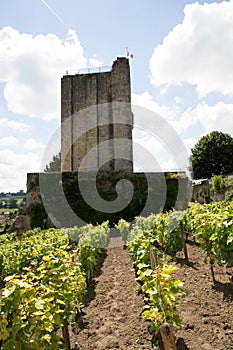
0, 149, 41, 191
0, 27, 87, 120
0, 117, 30, 132
0, 136, 18, 147
23, 138, 45, 151
175, 96, 182, 104
132, 92, 178, 120
183, 137, 199, 154
88, 55, 104, 68
150, 1, 233, 96
183, 101, 233, 136
170, 110, 199, 135
131, 89, 233, 169
131, 94, 190, 172
133, 132, 182, 172
132, 91, 198, 135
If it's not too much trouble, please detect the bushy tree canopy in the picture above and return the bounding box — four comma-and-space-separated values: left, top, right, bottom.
44, 152, 61, 172
190, 131, 233, 179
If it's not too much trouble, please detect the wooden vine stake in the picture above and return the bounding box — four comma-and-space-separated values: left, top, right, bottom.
159, 322, 177, 350
180, 221, 188, 261
150, 248, 157, 270
150, 247, 177, 350
210, 257, 216, 284
62, 320, 71, 350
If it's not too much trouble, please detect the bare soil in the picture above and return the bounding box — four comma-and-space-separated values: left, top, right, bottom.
71, 236, 152, 349
174, 239, 233, 350
70, 236, 233, 350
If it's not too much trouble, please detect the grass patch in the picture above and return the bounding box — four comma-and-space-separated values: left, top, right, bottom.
0, 208, 18, 214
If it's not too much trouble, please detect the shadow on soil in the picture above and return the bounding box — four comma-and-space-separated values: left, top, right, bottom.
175, 257, 198, 270
74, 250, 107, 330
85, 250, 107, 305
185, 238, 199, 247
173, 240, 199, 270
213, 280, 233, 302
176, 337, 190, 350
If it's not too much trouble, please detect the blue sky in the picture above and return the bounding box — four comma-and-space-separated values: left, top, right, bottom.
0, 0, 233, 191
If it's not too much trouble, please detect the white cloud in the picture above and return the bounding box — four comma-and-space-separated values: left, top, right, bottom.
132, 91, 176, 120
132, 91, 197, 135
0, 117, 30, 132
0, 27, 87, 120
88, 55, 104, 68
183, 137, 198, 154
23, 138, 45, 151
0, 149, 41, 191
159, 86, 169, 96
183, 101, 233, 136
132, 90, 233, 157
150, 1, 233, 96
131, 95, 190, 172
133, 132, 180, 172
170, 109, 198, 134
0, 136, 18, 147
175, 96, 182, 104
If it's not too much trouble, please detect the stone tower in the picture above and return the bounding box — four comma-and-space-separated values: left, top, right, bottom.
61, 57, 133, 172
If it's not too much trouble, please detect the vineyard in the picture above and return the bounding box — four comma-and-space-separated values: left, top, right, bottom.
0, 202, 233, 349
0, 223, 110, 349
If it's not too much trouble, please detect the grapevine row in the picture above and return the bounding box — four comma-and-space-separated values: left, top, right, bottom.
116, 215, 185, 348
116, 200, 233, 346
0, 222, 110, 349
183, 201, 233, 282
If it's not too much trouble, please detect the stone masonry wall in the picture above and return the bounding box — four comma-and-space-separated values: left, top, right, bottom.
26, 172, 190, 229
61, 58, 133, 172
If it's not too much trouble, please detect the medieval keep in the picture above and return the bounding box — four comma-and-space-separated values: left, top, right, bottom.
24, 57, 189, 232
61, 57, 133, 172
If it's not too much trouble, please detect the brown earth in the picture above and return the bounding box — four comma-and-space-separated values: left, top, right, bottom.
174, 239, 233, 350
69, 236, 233, 350
70, 236, 152, 350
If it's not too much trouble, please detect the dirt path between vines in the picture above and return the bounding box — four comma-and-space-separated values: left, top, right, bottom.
174, 240, 233, 350
70, 236, 233, 350
72, 236, 152, 349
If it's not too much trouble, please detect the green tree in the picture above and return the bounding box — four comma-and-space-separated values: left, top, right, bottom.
8, 198, 17, 209
44, 152, 61, 172
190, 131, 233, 179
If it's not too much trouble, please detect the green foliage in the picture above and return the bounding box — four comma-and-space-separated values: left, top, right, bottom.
0, 252, 86, 349
155, 212, 183, 255
27, 201, 48, 229
44, 152, 61, 172
115, 218, 130, 243
223, 177, 233, 201
225, 189, 233, 202
27, 174, 39, 192
225, 177, 233, 188
124, 214, 185, 345
165, 177, 178, 210
27, 172, 189, 228
212, 175, 226, 193
139, 265, 184, 336
126, 211, 183, 257
76, 222, 110, 280
184, 202, 233, 268
0, 222, 110, 349
190, 131, 233, 179
127, 227, 152, 266
0, 196, 26, 210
